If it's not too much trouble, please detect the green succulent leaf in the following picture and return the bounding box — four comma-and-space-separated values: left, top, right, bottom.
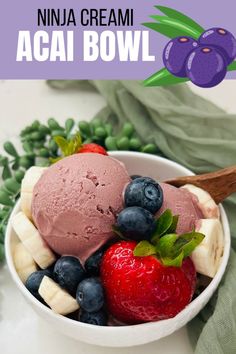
155, 5, 205, 34
133, 240, 156, 257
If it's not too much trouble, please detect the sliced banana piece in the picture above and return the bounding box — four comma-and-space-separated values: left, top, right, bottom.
192, 219, 224, 278
13, 242, 37, 283
21, 166, 47, 219
181, 184, 220, 219
12, 212, 56, 269
39, 276, 79, 315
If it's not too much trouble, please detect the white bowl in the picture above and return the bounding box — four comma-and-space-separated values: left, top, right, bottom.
5, 152, 231, 347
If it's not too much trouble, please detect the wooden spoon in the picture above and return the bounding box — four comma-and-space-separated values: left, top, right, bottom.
165, 165, 236, 204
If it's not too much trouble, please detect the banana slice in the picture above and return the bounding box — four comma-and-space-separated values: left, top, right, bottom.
13, 242, 37, 283
39, 276, 79, 315
12, 212, 56, 269
21, 166, 47, 219
181, 184, 220, 219
192, 219, 224, 278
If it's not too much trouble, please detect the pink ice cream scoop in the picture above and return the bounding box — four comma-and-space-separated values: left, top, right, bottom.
157, 183, 203, 234
31, 153, 130, 263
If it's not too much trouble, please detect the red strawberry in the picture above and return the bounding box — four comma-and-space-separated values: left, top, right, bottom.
101, 241, 196, 324
78, 143, 108, 155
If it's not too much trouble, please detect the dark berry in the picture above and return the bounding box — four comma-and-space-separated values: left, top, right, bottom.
199, 28, 236, 65
79, 309, 107, 326
124, 177, 163, 214
116, 206, 155, 241
186, 46, 227, 88
130, 174, 142, 180
76, 278, 104, 313
163, 36, 198, 77
53, 256, 86, 296
25, 269, 52, 302
84, 248, 104, 276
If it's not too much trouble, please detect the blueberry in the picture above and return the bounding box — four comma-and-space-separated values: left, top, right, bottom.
25, 269, 52, 302
186, 46, 227, 88
76, 278, 104, 313
130, 174, 142, 180
85, 248, 104, 276
79, 309, 107, 326
163, 36, 198, 77
53, 256, 86, 296
116, 206, 155, 241
124, 177, 163, 214
199, 28, 236, 65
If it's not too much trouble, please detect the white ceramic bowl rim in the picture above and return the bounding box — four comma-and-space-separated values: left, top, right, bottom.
5, 152, 231, 345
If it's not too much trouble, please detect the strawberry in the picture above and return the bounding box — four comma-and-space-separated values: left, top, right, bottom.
78, 143, 108, 155
101, 241, 196, 324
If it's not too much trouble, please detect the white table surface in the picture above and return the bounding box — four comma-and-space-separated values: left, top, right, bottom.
0, 80, 236, 354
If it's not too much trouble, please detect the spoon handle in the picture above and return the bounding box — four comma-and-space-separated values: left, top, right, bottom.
166, 165, 236, 204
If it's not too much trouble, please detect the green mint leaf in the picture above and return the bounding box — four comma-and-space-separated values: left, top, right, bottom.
155, 233, 178, 257
167, 215, 179, 234
174, 231, 205, 258
161, 250, 184, 267
53, 136, 68, 155
152, 209, 173, 240
133, 241, 156, 257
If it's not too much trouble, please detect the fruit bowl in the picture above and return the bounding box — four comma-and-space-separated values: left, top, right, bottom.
5, 151, 231, 347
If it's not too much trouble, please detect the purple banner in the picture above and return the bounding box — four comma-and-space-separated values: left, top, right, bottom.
0, 0, 235, 79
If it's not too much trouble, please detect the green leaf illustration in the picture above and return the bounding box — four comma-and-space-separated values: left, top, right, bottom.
142, 22, 188, 39
144, 68, 188, 87
155, 5, 205, 34
144, 61, 236, 88
150, 15, 202, 39
228, 61, 236, 71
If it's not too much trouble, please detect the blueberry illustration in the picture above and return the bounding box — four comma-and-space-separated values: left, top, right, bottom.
124, 177, 163, 214
53, 256, 86, 296
163, 36, 198, 77
116, 206, 156, 241
186, 46, 227, 88
199, 28, 236, 65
